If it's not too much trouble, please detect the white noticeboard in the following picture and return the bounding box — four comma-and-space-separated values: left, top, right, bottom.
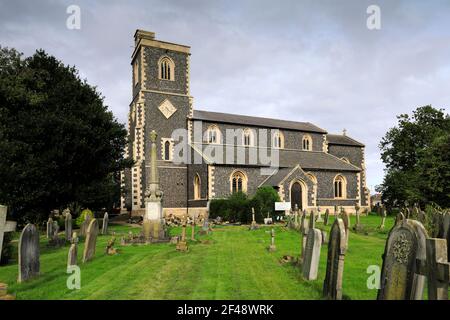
275, 202, 291, 211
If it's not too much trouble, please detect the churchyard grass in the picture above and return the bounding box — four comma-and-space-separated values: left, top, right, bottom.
0, 214, 394, 300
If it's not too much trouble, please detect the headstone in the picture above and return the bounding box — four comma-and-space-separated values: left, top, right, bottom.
353, 204, 361, 231
250, 207, 258, 230
302, 228, 322, 280
67, 232, 78, 267
0, 205, 16, 262
309, 210, 316, 230
300, 210, 309, 234
46, 217, 53, 239
18, 224, 40, 282
82, 219, 99, 263
65, 211, 72, 241
323, 218, 347, 300
443, 213, 450, 259
102, 212, 109, 235
316, 207, 323, 223
341, 210, 350, 247
334, 205, 339, 216
321, 230, 328, 245
324, 209, 330, 226
80, 214, 92, 238
377, 216, 428, 300
423, 238, 450, 300
191, 216, 196, 241
268, 228, 276, 252
379, 206, 387, 230
176, 216, 188, 252
53, 221, 59, 236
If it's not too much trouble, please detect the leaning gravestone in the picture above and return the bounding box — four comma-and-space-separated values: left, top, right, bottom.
18, 224, 40, 282
102, 212, 109, 235
65, 211, 72, 241
82, 219, 99, 263
377, 215, 428, 300
80, 214, 92, 238
302, 228, 322, 280
323, 218, 347, 300
46, 217, 53, 239
67, 232, 78, 267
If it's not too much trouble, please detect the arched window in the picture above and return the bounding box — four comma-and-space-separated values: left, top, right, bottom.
302, 135, 312, 151
272, 130, 284, 149
242, 128, 254, 147
334, 175, 347, 199
230, 170, 247, 194
206, 125, 221, 144
194, 174, 201, 200
158, 56, 175, 81
162, 139, 172, 161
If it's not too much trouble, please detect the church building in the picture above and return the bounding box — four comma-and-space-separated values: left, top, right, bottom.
121, 30, 371, 217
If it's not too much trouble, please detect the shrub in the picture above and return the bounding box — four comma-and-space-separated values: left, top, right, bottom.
75, 208, 94, 227
251, 186, 280, 222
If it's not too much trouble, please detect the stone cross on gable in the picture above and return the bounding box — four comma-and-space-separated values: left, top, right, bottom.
0, 205, 17, 262
415, 238, 450, 300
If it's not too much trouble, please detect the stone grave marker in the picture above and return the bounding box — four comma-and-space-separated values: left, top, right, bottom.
80, 214, 92, 238
176, 217, 188, 252
67, 232, 78, 267
46, 217, 53, 239
353, 204, 361, 231
191, 215, 196, 241
102, 212, 109, 235
341, 210, 350, 247
268, 228, 276, 252
0, 205, 17, 262
324, 209, 330, 226
82, 219, 99, 263
443, 213, 450, 259
309, 209, 316, 230
18, 224, 40, 282
377, 215, 428, 300
302, 228, 322, 280
316, 207, 323, 223
65, 211, 72, 241
323, 218, 347, 300
250, 207, 258, 230
420, 238, 450, 300
379, 206, 387, 230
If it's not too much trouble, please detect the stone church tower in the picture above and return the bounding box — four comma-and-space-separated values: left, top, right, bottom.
121, 30, 192, 216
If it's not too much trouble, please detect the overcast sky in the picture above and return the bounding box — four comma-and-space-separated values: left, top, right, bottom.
1, 0, 449, 192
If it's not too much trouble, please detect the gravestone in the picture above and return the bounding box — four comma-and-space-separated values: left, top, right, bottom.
80, 214, 92, 238
379, 206, 387, 230
377, 215, 428, 300
250, 207, 258, 230
353, 204, 361, 231
53, 221, 59, 236
67, 232, 78, 267
176, 217, 188, 252
65, 211, 72, 241
102, 212, 109, 235
422, 238, 450, 300
18, 224, 40, 283
334, 205, 339, 216
341, 211, 350, 247
300, 210, 309, 234
268, 228, 276, 252
309, 210, 316, 230
302, 228, 322, 280
443, 213, 450, 259
0, 205, 17, 262
191, 215, 196, 241
316, 207, 323, 223
82, 219, 99, 263
323, 218, 347, 300
46, 217, 53, 239
324, 209, 330, 226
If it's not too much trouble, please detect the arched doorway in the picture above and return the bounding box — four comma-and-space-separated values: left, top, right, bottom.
290, 182, 303, 210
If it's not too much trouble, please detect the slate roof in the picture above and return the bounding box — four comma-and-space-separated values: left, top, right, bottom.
327, 134, 365, 147
192, 110, 327, 134
260, 168, 293, 187
189, 143, 361, 172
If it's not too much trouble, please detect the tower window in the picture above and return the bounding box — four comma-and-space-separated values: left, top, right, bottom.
206, 125, 221, 144
243, 128, 254, 147
272, 130, 284, 149
302, 134, 312, 151
158, 56, 175, 81
162, 139, 173, 161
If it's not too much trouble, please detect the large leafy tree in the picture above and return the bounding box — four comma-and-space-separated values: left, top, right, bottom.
0, 47, 132, 223
378, 106, 450, 208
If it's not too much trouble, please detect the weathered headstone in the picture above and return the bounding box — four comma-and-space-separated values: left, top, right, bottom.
443, 213, 450, 259
176, 217, 188, 252
323, 218, 347, 300
316, 207, 323, 223
377, 215, 428, 300
341, 210, 350, 247
80, 214, 92, 238
82, 219, 99, 263
18, 224, 40, 283
379, 206, 387, 230
250, 207, 258, 230
46, 217, 53, 239
65, 211, 72, 241
309, 210, 316, 230
353, 204, 361, 231
324, 209, 330, 226
191, 215, 196, 241
423, 238, 450, 300
67, 232, 78, 267
268, 228, 276, 252
302, 228, 322, 280
0, 205, 16, 262
102, 212, 109, 235
300, 210, 309, 234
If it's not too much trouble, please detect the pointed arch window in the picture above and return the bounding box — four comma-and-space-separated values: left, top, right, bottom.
162, 138, 173, 161
194, 174, 201, 200
334, 175, 347, 199
243, 128, 254, 147
206, 125, 221, 144
302, 135, 312, 151
230, 170, 247, 194
272, 131, 284, 149
158, 56, 175, 81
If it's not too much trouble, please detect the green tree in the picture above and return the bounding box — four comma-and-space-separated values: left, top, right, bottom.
251, 186, 281, 222
378, 106, 450, 207
0, 47, 133, 223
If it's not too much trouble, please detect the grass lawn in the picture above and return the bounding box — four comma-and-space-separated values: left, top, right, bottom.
0, 214, 394, 300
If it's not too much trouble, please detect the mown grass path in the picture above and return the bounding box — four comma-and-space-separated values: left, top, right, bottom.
0, 214, 393, 299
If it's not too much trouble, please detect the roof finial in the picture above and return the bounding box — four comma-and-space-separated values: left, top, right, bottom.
342, 128, 347, 136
